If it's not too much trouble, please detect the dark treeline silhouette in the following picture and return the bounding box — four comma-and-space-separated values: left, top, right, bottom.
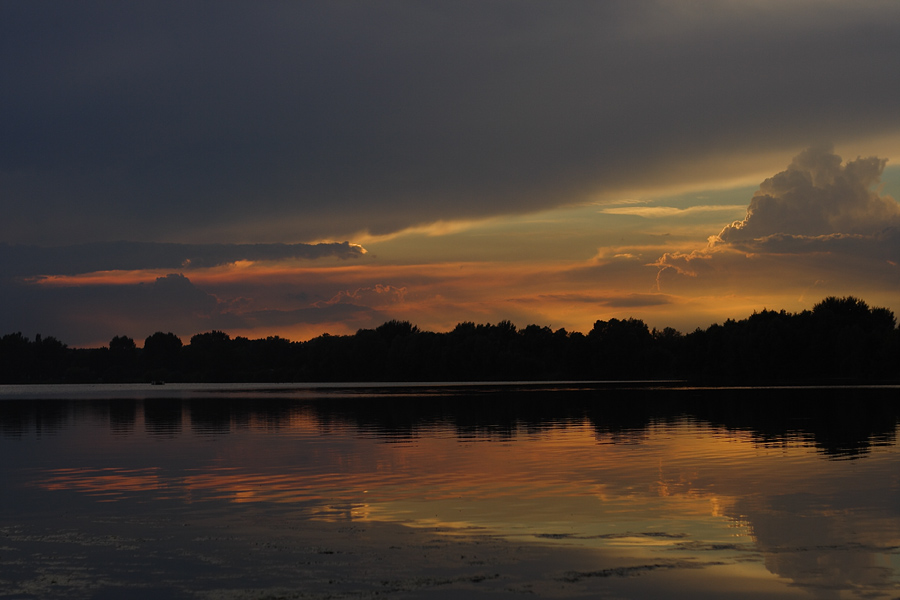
1, 296, 898, 384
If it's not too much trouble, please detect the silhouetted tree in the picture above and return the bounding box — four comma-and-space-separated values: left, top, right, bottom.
375, 320, 419, 339
589, 317, 653, 379
32, 334, 68, 382
143, 331, 183, 379
809, 296, 897, 379
0, 332, 33, 382
185, 330, 235, 381
110, 335, 137, 353
105, 335, 138, 381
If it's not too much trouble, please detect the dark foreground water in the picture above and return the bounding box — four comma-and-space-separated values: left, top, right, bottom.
1, 383, 899, 599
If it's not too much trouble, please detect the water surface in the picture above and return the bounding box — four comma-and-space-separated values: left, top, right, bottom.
1, 383, 898, 599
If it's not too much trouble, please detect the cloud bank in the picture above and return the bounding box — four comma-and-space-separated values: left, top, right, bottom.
0, 272, 385, 347
2, 1, 899, 244
0, 241, 366, 278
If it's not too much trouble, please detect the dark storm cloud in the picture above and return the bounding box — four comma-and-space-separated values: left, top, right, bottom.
3, 1, 899, 244
0, 274, 220, 344
0, 241, 365, 277
0, 272, 381, 346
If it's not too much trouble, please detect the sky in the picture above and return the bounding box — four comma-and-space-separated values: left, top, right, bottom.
2, 0, 900, 347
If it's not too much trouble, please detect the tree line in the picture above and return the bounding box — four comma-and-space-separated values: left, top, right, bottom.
1, 296, 897, 384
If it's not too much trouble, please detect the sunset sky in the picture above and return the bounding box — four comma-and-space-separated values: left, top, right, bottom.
3, 1, 900, 347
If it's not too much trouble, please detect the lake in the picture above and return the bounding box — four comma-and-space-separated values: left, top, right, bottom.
1, 383, 899, 599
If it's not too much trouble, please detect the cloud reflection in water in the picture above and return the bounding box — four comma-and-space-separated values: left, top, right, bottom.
2, 386, 899, 599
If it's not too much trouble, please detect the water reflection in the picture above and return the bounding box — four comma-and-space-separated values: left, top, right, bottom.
1, 386, 898, 599
109, 401, 136, 435
143, 398, 182, 437
741, 492, 900, 599
2, 386, 897, 457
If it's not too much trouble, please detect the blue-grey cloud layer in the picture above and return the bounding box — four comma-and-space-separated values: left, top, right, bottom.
3, 1, 899, 245
0, 272, 381, 346
0, 241, 365, 278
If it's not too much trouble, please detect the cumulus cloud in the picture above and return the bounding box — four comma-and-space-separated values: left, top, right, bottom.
713, 145, 900, 245
0, 241, 367, 278
139, 273, 219, 317
316, 285, 409, 308
654, 147, 900, 287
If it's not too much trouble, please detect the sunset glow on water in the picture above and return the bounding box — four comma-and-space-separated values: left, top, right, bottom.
2, 385, 898, 598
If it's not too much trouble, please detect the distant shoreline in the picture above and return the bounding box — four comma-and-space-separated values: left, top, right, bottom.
3, 296, 898, 385
2, 379, 899, 402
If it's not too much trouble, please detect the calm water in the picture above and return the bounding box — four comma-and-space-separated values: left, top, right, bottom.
1, 383, 899, 599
